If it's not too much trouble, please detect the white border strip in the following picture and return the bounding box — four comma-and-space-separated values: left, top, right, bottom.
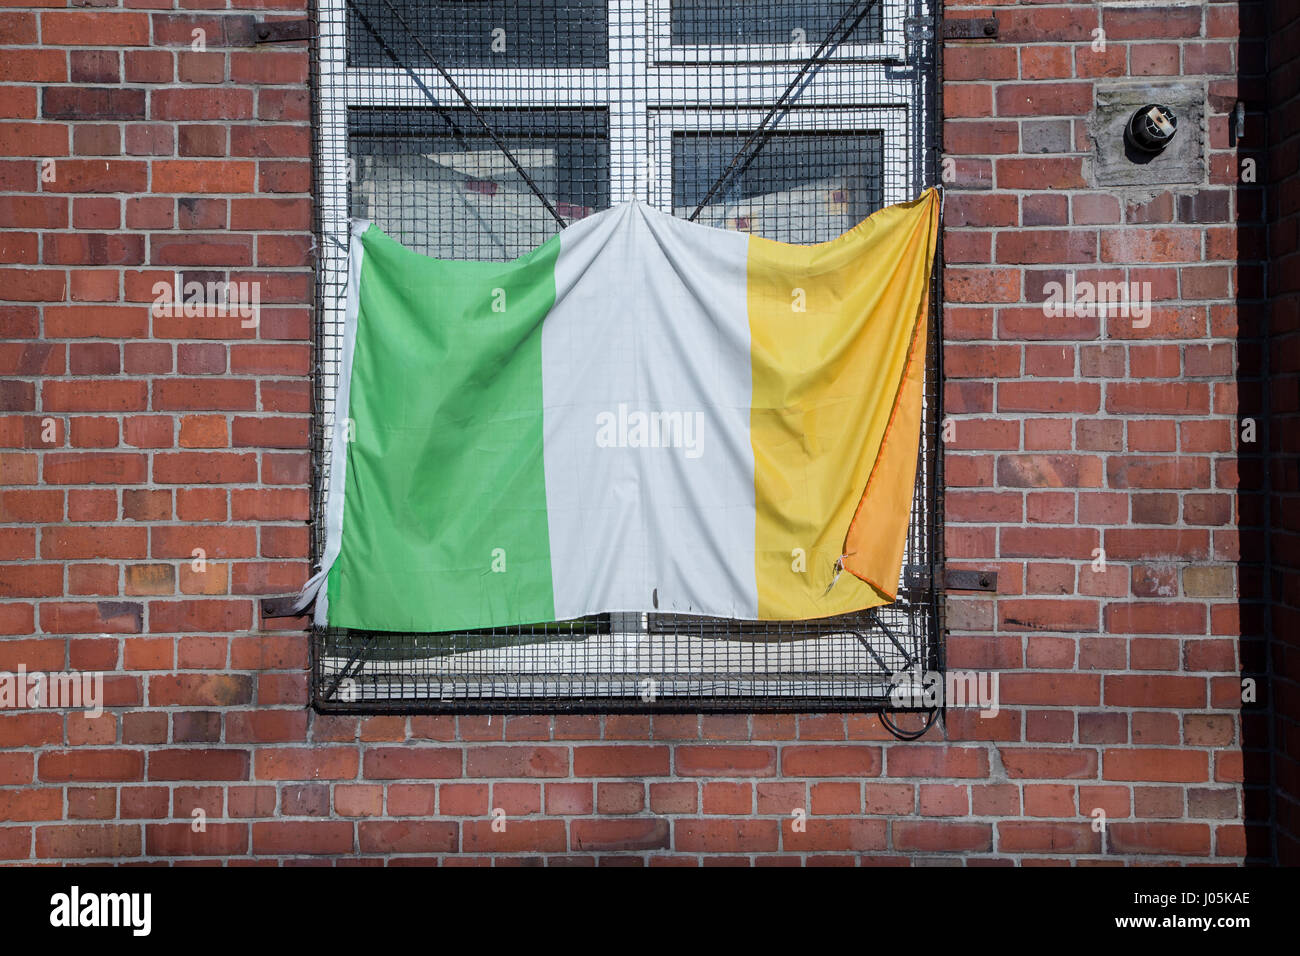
301, 219, 371, 626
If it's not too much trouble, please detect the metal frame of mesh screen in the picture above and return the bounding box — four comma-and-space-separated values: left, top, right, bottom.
309, 0, 943, 714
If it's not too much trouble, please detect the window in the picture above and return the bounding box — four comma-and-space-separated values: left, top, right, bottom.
312, 0, 940, 712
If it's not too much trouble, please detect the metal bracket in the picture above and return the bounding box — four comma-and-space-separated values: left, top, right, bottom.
261, 595, 304, 618
254, 19, 312, 43
903, 564, 931, 590
944, 569, 998, 592
942, 17, 999, 40
903, 17, 934, 42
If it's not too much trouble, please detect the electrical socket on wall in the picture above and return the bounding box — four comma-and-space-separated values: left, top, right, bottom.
1089, 83, 1206, 187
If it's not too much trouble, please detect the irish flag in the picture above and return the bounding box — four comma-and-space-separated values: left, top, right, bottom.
306, 189, 940, 632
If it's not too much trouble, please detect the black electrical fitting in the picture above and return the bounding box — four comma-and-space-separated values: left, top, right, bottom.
1125, 104, 1178, 154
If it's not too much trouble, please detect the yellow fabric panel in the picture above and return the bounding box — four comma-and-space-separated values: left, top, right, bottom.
747, 189, 940, 619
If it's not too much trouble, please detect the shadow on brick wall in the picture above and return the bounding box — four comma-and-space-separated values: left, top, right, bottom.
1233, 0, 1273, 864
1262, 0, 1300, 864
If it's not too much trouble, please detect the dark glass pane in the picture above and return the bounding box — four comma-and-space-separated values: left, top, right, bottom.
349, 108, 609, 260
672, 130, 884, 243
348, 0, 609, 69
670, 0, 884, 48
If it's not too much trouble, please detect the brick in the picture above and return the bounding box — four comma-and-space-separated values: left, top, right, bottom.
254, 748, 359, 781
46, 305, 150, 338
44, 160, 148, 194
1106, 675, 1207, 708
363, 748, 462, 780
893, 821, 991, 853
231, 416, 309, 448
466, 747, 569, 778
154, 380, 257, 412
1103, 5, 1203, 40
997, 158, 1086, 190
649, 782, 697, 814
43, 88, 146, 121
674, 746, 775, 777
1103, 604, 1208, 637
145, 823, 248, 857
252, 821, 353, 856
999, 674, 1100, 707
888, 747, 987, 779
1104, 750, 1209, 783
1107, 384, 1210, 415
997, 455, 1102, 489
997, 230, 1095, 264
359, 821, 457, 854
1000, 599, 1099, 633
1105, 529, 1210, 561
34, 825, 141, 860
999, 821, 1100, 854
0, 11, 37, 44
148, 749, 249, 782
152, 161, 257, 194
571, 818, 670, 852
148, 599, 251, 633
998, 382, 1100, 414
573, 746, 670, 777
782, 746, 880, 778
1001, 526, 1098, 559
462, 820, 565, 853
147, 674, 253, 707
39, 750, 144, 783
40, 601, 142, 634
1107, 823, 1212, 856
674, 819, 780, 853
153, 452, 257, 484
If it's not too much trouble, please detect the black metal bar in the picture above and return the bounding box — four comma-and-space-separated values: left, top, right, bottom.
942, 17, 997, 40
930, 0, 948, 715
686, 0, 881, 222
321, 633, 376, 703
349, 0, 567, 227
260, 595, 303, 619
869, 607, 916, 669
945, 569, 998, 592
254, 19, 312, 43
854, 632, 895, 677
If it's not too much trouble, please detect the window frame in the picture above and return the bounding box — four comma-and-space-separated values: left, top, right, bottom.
647, 107, 910, 213
647, 0, 906, 65
310, 0, 940, 713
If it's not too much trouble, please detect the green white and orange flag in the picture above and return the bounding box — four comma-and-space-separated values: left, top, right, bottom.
302, 189, 940, 632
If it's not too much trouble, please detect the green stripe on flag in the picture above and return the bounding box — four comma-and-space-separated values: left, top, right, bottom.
326, 225, 560, 631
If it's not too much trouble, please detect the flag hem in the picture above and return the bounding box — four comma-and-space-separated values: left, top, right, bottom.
309, 217, 371, 626
840, 187, 940, 600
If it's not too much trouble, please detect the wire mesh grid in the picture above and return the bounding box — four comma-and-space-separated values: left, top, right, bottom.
310, 0, 941, 713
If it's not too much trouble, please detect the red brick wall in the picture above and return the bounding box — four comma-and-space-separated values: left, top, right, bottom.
937, 0, 1269, 864
0, 1, 1275, 863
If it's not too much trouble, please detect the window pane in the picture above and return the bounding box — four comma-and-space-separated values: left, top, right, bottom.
349, 108, 609, 260
348, 0, 609, 69
672, 130, 884, 243
670, 0, 884, 48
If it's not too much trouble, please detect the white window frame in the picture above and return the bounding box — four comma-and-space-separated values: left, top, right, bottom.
647, 0, 906, 66
646, 107, 911, 213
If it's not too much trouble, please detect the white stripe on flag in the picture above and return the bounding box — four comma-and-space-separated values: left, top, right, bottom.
541, 201, 759, 620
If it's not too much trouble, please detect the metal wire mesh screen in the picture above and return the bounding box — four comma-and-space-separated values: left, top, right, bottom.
311, 0, 940, 712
